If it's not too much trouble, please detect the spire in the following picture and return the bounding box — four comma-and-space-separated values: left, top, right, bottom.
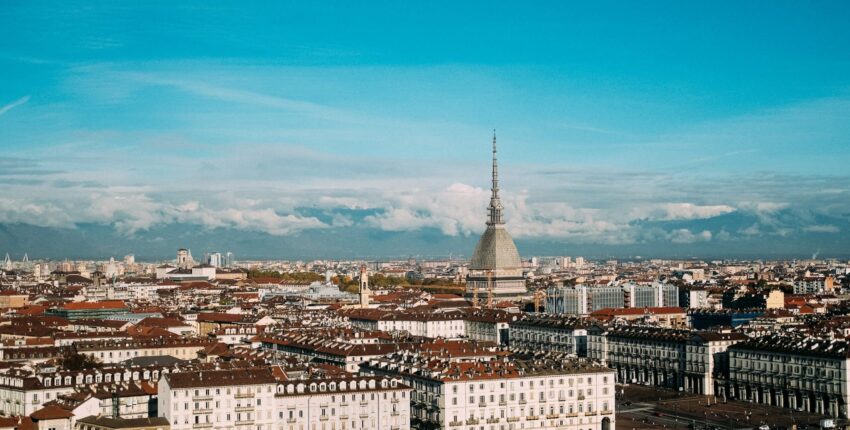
488, 130, 504, 225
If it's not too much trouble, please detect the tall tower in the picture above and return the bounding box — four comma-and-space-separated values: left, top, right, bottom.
466, 131, 526, 301
359, 266, 371, 308
488, 131, 504, 226
177, 248, 189, 269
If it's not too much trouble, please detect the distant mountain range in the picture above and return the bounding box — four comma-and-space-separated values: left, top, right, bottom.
0, 208, 847, 261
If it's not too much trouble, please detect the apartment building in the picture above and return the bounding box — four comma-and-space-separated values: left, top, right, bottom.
74, 338, 217, 364
588, 324, 746, 395
159, 367, 410, 430
362, 351, 616, 430
725, 334, 850, 417
508, 315, 589, 356
0, 365, 166, 416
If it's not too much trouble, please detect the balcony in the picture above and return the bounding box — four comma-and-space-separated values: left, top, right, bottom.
192, 423, 212, 429
196, 408, 213, 414
486, 418, 500, 424
287, 418, 296, 424
601, 410, 613, 415
193, 395, 213, 402
564, 413, 578, 417
448, 421, 463, 427
235, 420, 254, 426
506, 417, 519, 423
234, 392, 254, 399
391, 398, 399, 403
319, 415, 329, 421
526, 415, 539, 421
518, 398, 527, 404
466, 418, 479, 425
546, 414, 560, 419
235, 406, 254, 412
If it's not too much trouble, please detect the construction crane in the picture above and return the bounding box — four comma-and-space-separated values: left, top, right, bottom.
486, 270, 494, 308
471, 281, 479, 307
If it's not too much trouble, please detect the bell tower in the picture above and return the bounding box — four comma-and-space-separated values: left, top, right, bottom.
359, 266, 371, 308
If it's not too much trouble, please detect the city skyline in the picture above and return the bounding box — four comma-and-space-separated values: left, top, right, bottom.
2, 2, 850, 259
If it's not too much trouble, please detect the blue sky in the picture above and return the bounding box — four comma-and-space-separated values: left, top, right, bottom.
1, 2, 849, 258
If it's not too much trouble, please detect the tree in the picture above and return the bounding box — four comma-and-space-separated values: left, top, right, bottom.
247, 270, 324, 283
59, 352, 102, 371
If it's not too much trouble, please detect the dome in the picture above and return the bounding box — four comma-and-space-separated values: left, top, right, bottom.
470, 225, 522, 270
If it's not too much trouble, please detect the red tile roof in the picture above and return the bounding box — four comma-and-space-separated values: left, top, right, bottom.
591, 306, 686, 317
30, 404, 73, 420
61, 300, 126, 311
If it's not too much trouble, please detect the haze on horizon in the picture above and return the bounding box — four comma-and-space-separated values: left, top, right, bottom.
1, 1, 849, 260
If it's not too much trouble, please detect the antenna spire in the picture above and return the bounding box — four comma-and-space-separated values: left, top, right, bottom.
488, 131, 504, 225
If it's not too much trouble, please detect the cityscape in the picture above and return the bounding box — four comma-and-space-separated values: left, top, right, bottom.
2, 3, 850, 430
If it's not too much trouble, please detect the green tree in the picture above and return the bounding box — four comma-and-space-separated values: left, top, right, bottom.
59, 352, 102, 371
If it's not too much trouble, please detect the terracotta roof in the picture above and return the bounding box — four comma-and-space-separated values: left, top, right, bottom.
197, 312, 243, 323
76, 416, 170, 428
30, 404, 73, 420
61, 300, 126, 311
134, 317, 188, 328
591, 307, 685, 317
164, 367, 276, 388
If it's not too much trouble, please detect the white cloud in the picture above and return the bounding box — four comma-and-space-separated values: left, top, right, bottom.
630, 203, 736, 221
738, 201, 789, 213
803, 224, 840, 233
669, 229, 712, 244
364, 183, 488, 236
0, 96, 30, 116
0, 198, 74, 227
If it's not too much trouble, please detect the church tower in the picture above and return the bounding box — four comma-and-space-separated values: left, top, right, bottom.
465, 132, 527, 302
359, 266, 371, 308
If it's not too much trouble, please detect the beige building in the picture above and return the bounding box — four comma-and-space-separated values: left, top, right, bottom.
74, 338, 216, 363
0, 291, 29, 309
765, 289, 785, 309
363, 351, 615, 430
159, 367, 410, 430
